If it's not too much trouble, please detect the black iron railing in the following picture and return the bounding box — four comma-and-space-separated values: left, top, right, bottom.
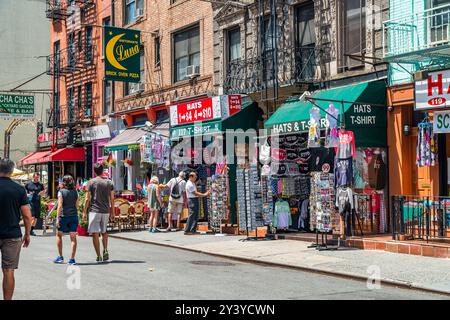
47, 45, 95, 76
391, 195, 450, 241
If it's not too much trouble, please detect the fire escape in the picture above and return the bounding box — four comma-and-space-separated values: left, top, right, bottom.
223, 0, 326, 107
45, 0, 97, 147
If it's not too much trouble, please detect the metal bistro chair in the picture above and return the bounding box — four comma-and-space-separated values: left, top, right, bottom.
117, 202, 131, 232
132, 201, 146, 230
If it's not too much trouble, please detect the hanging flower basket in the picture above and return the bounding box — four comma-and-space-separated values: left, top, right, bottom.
122, 158, 133, 167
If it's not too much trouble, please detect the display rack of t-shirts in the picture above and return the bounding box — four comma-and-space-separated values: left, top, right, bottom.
237, 166, 264, 233
207, 174, 228, 232
309, 172, 338, 233
336, 186, 354, 236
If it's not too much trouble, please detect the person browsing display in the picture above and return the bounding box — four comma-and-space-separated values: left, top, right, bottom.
184, 172, 210, 235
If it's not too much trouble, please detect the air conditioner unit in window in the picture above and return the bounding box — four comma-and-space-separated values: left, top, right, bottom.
138, 82, 145, 92
136, 8, 144, 18
186, 65, 200, 79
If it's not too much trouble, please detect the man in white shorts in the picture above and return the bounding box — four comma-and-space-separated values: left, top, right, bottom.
161, 171, 186, 231
83, 163, 114, 262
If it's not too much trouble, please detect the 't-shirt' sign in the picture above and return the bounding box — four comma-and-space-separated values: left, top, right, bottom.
415, 69, 450, 110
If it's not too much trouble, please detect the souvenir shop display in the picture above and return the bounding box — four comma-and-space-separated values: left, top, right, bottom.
308, 105, 322, 148
236, 165, 264, 234
309, 172, 338, 233
336, 186, 354, 236
325, 104, 340, 148
416, 120, 438, 167
207, 174, 228, 232
273, 199, 291, 230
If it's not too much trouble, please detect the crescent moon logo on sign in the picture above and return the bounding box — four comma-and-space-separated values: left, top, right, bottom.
106, 33, 127, 71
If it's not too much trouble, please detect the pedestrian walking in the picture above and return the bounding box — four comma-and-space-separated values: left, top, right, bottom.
0, 159, 32, 300
83, 163, 114, 263
160, 171, 186, 231
25, 172, 45, 236
184, 172, 210, 235
53, 175, 79, 265
147, 176, 162, 233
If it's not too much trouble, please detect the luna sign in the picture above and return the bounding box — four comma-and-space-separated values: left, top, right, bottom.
104, 26, 140, 83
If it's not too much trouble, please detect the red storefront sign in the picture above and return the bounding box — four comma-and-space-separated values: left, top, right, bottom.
170, 97, 222, 126
221, 94, 242, 118
38, 129, 66, 144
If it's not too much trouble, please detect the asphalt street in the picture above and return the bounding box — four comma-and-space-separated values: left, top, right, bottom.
11, 233, 449, 300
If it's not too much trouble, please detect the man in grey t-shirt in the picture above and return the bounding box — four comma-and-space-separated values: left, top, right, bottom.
83, 163, 114, 263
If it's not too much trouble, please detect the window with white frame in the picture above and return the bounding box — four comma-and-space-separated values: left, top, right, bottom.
173, 25, 200, 82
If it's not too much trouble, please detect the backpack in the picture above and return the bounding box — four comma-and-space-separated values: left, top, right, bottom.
170, 179, 182, 199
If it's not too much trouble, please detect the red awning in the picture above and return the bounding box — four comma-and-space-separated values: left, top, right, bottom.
21, 151, 52, 166
41, 147, 85, 162
17, 152, 37, 166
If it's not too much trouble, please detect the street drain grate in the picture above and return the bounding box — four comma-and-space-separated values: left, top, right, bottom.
189, 260, 235, 267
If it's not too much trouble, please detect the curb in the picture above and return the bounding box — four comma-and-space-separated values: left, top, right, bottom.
109, 234, 450, 297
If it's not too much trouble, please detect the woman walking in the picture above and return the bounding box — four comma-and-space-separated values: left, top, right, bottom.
147, 176, 162, 233
54, 175, 79, 265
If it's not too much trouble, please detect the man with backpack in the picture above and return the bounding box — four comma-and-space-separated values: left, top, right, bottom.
160, 171, 186, 231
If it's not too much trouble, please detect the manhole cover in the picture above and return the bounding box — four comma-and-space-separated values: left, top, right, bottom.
189, 260, 235, 267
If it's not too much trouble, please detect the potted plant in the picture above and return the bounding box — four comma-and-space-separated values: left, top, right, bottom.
77, 190, 89, 236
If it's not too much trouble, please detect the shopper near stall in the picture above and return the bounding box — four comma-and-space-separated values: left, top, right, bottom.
147, 176, 163, 233
0, 159, 32, 300
160, 171, 186, 231
53, 175, 79, 265
83, 163, 114, 263
25, 173, 45, 236
184, 172, 210, 235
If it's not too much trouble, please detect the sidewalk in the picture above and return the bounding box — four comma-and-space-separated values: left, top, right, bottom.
109, 230, 450, 295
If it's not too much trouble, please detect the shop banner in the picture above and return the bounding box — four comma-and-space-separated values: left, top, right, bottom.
433, 110, 450, 133
170, 121, 222, 140
220, 94, 242, 119
415, 69, 450, 110
344, 103, 386, 128
105, 143, 140, 151
104, 26, 141, 83
270, 119, 327, 134
170, 97, 222, 126
0, 93, 35, 119
81, 125, 111, 142
38, 129, 67, 147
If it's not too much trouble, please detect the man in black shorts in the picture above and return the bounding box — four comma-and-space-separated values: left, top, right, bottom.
25, 173, 45, 236
0, 159, 32, 300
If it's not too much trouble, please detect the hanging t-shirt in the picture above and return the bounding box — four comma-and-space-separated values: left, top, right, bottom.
296, 148, 311, 174
368, 153, 387, 190
335, 157, 353, 187
335, 187, 354, 213
325, 105, 340, 148
309, 148, 335, 173
336, 130, 356, 159
273, 200, 292, 229
308, 107, 321, 148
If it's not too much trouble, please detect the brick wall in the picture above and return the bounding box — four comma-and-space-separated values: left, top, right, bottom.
113, 0, 215, 114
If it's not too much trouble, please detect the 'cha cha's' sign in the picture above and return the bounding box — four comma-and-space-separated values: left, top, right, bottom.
0, 93, 35, 120
104, 26, 141, 83
415, 69, 450, 110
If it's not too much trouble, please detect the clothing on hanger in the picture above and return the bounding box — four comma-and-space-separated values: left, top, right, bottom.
368, 153, 387, 190
308, 107, 321, 148
325, 104, 340, 148
336, 130, 356, 159
273, 199, 292, 229
335, 157, 353, 187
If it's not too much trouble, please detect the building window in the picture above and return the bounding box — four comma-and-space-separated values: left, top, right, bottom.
156, 109, 169, 123
262, 16, 277, 82
77, 85, 82, 117
85, 26, 93, 63
68, 32, 75, 68
77, 32, 82, 54
173, 25, 200, 82
132, 113, 148, 126
84, 82, 93, 117
227, 28, 240, 64
67, 87, 75, 123
103, 81, 111, 116
339, 0, 366, 71
154, 36, 161, 68
295, 2, 315, 80
125, 0, 143, 25
53, 40, 60, 73
103, 16, 111, 26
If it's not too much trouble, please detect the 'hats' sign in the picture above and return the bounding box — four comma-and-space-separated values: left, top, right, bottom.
104, 26, 141, 83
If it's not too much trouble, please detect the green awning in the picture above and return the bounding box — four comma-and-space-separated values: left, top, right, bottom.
264, 80, 387, 147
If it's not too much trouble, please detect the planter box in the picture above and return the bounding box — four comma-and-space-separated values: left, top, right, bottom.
77, 225, 89, 237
